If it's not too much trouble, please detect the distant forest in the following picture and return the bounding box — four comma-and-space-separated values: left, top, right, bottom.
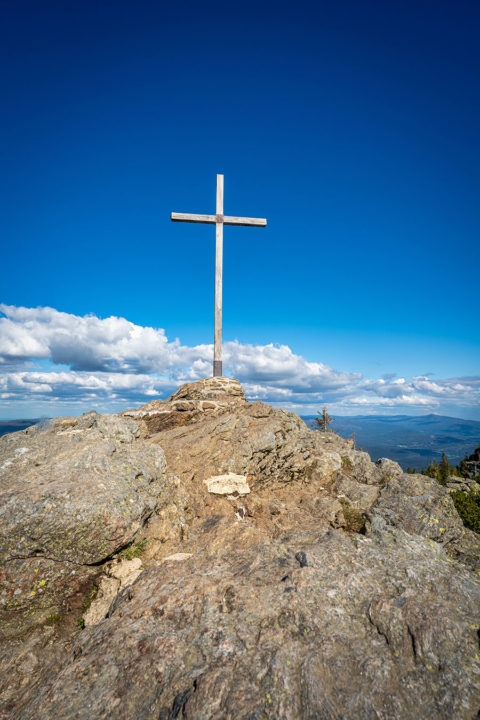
406, 449, 479, 484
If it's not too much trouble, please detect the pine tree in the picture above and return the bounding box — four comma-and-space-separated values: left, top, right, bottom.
438, 453, 450, 486
458, 457, 471, 478
422, 460, 439, 480
313, 406, 334, 432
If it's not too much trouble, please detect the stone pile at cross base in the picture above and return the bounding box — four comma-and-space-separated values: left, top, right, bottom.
0, 378, 479, 719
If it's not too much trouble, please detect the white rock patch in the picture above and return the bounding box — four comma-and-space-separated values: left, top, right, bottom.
161, 553, 193, 562
204, 473, 251, 496
84, 557, 143, 627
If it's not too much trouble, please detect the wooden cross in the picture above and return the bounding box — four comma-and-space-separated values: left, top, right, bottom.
171, 174, 267, 377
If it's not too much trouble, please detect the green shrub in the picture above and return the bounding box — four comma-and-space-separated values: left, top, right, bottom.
339, 499, 365, 533
423, 453, 451, 485
121, 538, 147, 560
450, 490, 480, 534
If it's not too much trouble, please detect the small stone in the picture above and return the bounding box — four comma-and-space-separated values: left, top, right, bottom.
375, 457, 403, 477
83, 577, 120, 627
109, 557, 142, 583
295, 551, 308, 567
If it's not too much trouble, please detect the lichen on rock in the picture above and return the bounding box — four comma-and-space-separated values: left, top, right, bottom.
0, 412, 168, 638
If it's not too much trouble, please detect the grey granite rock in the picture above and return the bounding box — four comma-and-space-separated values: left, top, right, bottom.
2, 378, 480, 719
367, 472, 480, 569
0, 412, 167, 637
16, 526, 480, 720
447, 476, 480, 494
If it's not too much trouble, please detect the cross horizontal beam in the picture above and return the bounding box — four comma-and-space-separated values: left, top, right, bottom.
171, 212, 266, 227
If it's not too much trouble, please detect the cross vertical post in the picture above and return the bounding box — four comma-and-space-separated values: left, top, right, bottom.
171, 175, 266, 378
214, 174, 224, 377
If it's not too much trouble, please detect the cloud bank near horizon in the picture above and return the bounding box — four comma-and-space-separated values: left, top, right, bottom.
0, 304, 478, 417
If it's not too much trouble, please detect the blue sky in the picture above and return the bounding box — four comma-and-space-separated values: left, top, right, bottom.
1, 0, 479, 419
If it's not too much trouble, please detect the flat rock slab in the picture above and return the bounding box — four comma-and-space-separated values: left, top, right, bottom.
204, 472, 251, 496
15, 526, 480, 720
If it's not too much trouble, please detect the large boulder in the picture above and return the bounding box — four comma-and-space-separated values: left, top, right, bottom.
446, 476, 480, 494
367, 472, 480, 569
0, 412, 167, 636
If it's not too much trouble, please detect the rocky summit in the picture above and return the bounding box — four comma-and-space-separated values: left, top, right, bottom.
1, 378, 480, 719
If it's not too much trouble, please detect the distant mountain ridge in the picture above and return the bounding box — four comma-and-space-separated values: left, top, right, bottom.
0, 419, 41, 437
302, 413, 480, 470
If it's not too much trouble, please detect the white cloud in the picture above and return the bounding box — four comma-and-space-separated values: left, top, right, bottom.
0, 304, 479, 417
345, 394, 436, 408
0, 370, 170, 403
0, 304, 176, 373
223, 341, 359, 391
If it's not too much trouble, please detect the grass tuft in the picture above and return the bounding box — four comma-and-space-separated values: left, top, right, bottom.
121, 538, 147, 560
339, 499, 365, 533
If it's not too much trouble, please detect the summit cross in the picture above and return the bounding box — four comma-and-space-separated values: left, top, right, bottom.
171, 174, 267, 377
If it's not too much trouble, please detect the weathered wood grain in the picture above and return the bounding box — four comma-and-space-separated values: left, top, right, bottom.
223, 215, 267, 227
171, 212, 266, 227
214, 175, 224, 376
171, 212, 217, 224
